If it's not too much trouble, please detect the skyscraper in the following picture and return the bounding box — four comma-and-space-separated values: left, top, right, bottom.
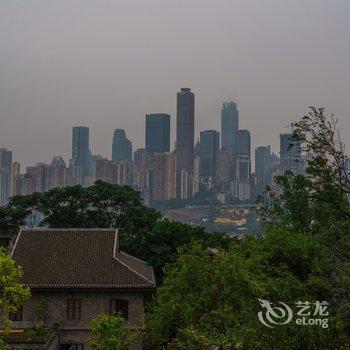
72, 126, 90, 184
95, 158, 114, 183
176, 88, 195, 198
215, 149, 235, 192
199, 130, 220, 178
236, 130, 251, 157
112, 129, 132, 162
51, 156, 66, 167
95, 158, 133, 186
26, 163, 47, 193
280, 133, 300, 156
12, 162, 21, 196
235, 155, 251, 200
0, 148, 13, 205
145, 114, 170, 154
113, 161, 134, 187
221, 101, 239, 151
152, 152, 176, 201
133, 148, 153, 204
280, 133, 305, 175
255, 146, 272, 194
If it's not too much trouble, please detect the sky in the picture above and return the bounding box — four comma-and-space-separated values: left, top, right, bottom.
0, 0, 349, 169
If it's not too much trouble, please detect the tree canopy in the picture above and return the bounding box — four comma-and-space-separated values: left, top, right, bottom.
1, 181, 227, 281
0, 248, 31, 349
145, 107, 350, 349
88, 314, 139, 350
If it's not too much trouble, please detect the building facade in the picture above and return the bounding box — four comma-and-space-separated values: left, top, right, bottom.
235, 130, 251, 157
72, 127, 90, 185
176, 88, 195, 198
255, 145, 272, 195
221, 101, 239, 152
112, 129, 132, 162
133, 149, 153, 204
215, 149, 235, 192
199, 130, 220, 178
6, 228, 156, 350
152, 152, 176, 201
280, 133, 305, 175
145, 114, 170, 154
0, 148, 13, 205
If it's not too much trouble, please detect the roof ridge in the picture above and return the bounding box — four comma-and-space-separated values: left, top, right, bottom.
21, 228, 115, 232
10, 227, 23, 257
12, 227, 156, 289
119, 250, 149, 265
113, 230, 155, 286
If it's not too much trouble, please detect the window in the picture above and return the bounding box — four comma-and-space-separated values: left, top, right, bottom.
110, 299, 129, 320
67, 299, 81, 321
60, 344, 84, 350
9, 306, 23, 321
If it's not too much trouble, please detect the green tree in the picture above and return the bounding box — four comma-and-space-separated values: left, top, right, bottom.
146, 108, 350, 349
35, 181, 144, 228
88, 314, 139, 350
146, 234, 342, 349
5, 181, 227, 282
0, 248, 31, 348
121, 218, 228, 281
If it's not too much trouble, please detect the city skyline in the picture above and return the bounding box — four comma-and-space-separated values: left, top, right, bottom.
1, 94, 349, 169
1, 0, 349, 168
1, 95, 348, 172
0, 97, 298, 173
2, 89, 311, 206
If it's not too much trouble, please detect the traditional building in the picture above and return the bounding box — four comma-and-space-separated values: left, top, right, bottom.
6, 228, 156, 350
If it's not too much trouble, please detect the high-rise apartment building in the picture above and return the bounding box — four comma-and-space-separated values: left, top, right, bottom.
0, 148, 13, 205
113, 161, 133, 187
280, 133, 305, 175
145, 114, 170, 154
72, 126, 90, 184
112, 129, 133, 162
199, 130, 220, 178
95, 158, 133, 187
255, 146, 272, 194
152, 152, 176, 201
176, 88, 195, 198
221, 101, 239, 151
215, 149, 235, 192
12, 162, 21, 196
51, 156, 66, 167
133, 149, 153, 204
26, 164, 47, 193
236, 130, 251, 157
95, 158, 114, 183
67, 159, 81, 187
44, 157, 67, 190
235, 155, 251, 200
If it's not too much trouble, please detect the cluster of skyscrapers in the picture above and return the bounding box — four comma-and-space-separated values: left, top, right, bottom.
1, 88, 317, 206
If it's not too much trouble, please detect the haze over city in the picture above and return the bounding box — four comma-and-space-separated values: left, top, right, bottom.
1, 0, 350, 167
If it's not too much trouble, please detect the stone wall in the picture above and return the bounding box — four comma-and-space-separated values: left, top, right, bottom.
10, 290, 146, 350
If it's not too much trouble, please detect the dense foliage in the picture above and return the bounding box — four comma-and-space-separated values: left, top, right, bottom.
145, 108, 350, 349
1, 107, 350, 348
88, 314, 139, 350
0, 248, 31, 349
1, 181, 227, 281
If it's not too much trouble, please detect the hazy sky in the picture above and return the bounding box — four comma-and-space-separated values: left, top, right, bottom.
1, 0, 349, 168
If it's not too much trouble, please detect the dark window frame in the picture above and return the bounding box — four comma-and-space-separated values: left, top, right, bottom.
67, 299, 81, 321
109, 299, 129, 320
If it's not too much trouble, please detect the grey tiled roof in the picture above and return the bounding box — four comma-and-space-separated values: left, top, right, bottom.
11, 228, 156, 289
